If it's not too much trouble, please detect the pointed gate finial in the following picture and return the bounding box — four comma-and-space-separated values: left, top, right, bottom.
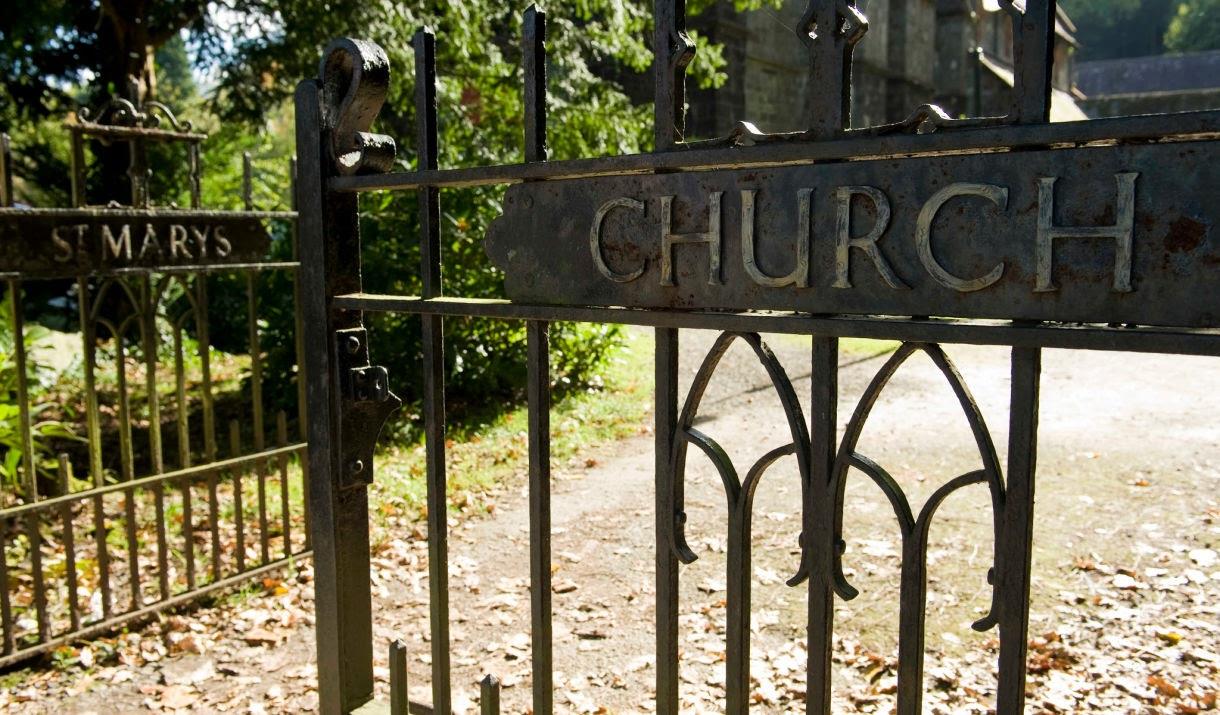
801, 0, 869, 139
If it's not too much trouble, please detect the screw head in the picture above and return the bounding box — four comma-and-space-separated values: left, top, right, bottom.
348, 459, 365, 475
345, 334, 361, 354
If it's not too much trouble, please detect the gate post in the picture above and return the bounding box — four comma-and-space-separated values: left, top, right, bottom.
296, 39, 398, 714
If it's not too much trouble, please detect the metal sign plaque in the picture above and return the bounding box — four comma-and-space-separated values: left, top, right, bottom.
0, 209, 272, 277
486, 139, 1218, 328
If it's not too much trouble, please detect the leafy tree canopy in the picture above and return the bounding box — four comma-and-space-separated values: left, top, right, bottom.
1165, 0, 1220, 52
0, 1, 776, 423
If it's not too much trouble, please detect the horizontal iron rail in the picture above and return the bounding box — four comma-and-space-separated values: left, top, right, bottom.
0, 208, 297, 219
66, 124, 209, 143
0, 551, 310, 670
0, 443, 306, 520
330, 110, 1220, 193
0, 261, 300, 281
332, 294, 1220, 356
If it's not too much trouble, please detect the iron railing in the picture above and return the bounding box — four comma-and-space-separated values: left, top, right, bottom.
295, 1, 1220, 713
0, 99, 310, 667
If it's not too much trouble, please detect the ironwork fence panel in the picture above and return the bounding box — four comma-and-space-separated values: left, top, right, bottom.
296, 1, 1220, 713
0, 100, 309, 668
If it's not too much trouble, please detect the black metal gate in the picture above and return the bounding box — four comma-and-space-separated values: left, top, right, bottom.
0, 96, 308, 667
295, 2, 1220, 713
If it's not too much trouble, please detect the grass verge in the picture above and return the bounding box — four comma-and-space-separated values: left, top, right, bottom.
368, 327, 655, 529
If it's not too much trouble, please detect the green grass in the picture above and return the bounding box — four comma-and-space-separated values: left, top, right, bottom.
365, 330, 898, 530
368, 328, 655, 526
773, 334, 900, 362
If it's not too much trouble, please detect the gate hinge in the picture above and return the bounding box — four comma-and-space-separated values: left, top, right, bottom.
336, 327, 401, 489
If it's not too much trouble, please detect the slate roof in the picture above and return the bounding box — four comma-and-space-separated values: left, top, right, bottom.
1077, 50, 1220, 97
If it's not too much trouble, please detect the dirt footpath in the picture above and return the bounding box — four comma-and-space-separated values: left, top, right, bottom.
7, 329, 1220, 713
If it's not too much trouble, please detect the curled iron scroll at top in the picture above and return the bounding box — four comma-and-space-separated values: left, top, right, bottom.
320, 38, 397, 176
77, 97, 195, 133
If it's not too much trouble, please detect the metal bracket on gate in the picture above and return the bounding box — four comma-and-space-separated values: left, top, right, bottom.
336, 327, 401, 490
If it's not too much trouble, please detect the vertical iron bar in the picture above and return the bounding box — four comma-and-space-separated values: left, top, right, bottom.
480, 675, 501, 715
896, 536, 927, 715
230, 421, 245, 573
996, 347, 1041, 714
654, 1, 694, 149
414, 28, 452, 715
524, 6, 548, 165
247, 273, 265, 451
9, 280, 47, 640
1008, 0, 1057, 124
129, 133, 150, 208
59, 455, 81, 631
0, 519, 11, 653
78, 279, 110, 618
116, 335, 142, 610
523, 8, 553, 714
247, 271, 269, 563
142, 276, 169, 602
196, 278, 217, 463
295, 58, 376, 713
9, 283, 36, 500
188, 143, 201, 209
390, 639, 410, 715
70, 130, 86, 208
242, 151, 254, 211
806, 336, 838, 714
174, 326, 191, 469
174, 325, 195, 589
527, 320, 552, 715
653, 4, 689, 711
654, 328, 681, 715
277, 411, 292, 557
208, 457, 221, 581
289, 156, 311, 549
0, 133, 12, 207
29, 512, 48, 642
725, 505, 751, 713
803, 0, 865, 139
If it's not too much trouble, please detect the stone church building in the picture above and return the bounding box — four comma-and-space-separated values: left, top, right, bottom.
684, 0, 1086, 140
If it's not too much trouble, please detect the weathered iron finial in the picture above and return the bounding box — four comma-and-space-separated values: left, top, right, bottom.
320, 38, 397, 175
800, 0, 869, 139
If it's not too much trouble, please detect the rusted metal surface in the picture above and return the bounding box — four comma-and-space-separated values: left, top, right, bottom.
0, 96, 306, 669
0, 208, 275, 277
296, 0, 1220, 713
485, 140, 1218, 327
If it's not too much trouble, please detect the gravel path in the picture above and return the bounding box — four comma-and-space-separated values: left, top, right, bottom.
9, 329, 1219, 713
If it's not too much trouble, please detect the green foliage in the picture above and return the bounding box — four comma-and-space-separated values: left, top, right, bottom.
0, 297, 80, 494
1165, 0, 1220, 52
194, 1, 767, 421
2, 1, 779, 430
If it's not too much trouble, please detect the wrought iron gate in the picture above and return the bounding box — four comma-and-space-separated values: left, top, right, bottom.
295, 1, 1220, 713
0, 97, 309, 667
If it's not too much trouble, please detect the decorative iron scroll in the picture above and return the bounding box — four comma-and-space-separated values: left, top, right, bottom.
667, 332, 810, 713
77, 97, 195, 133
829, 343, 1005, 713
320, 38, 397, 176
668, 336, 1006, 713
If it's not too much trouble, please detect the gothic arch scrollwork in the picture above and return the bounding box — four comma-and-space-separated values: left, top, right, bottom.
830, 342, 1005, 713
666, 331, 811, 712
